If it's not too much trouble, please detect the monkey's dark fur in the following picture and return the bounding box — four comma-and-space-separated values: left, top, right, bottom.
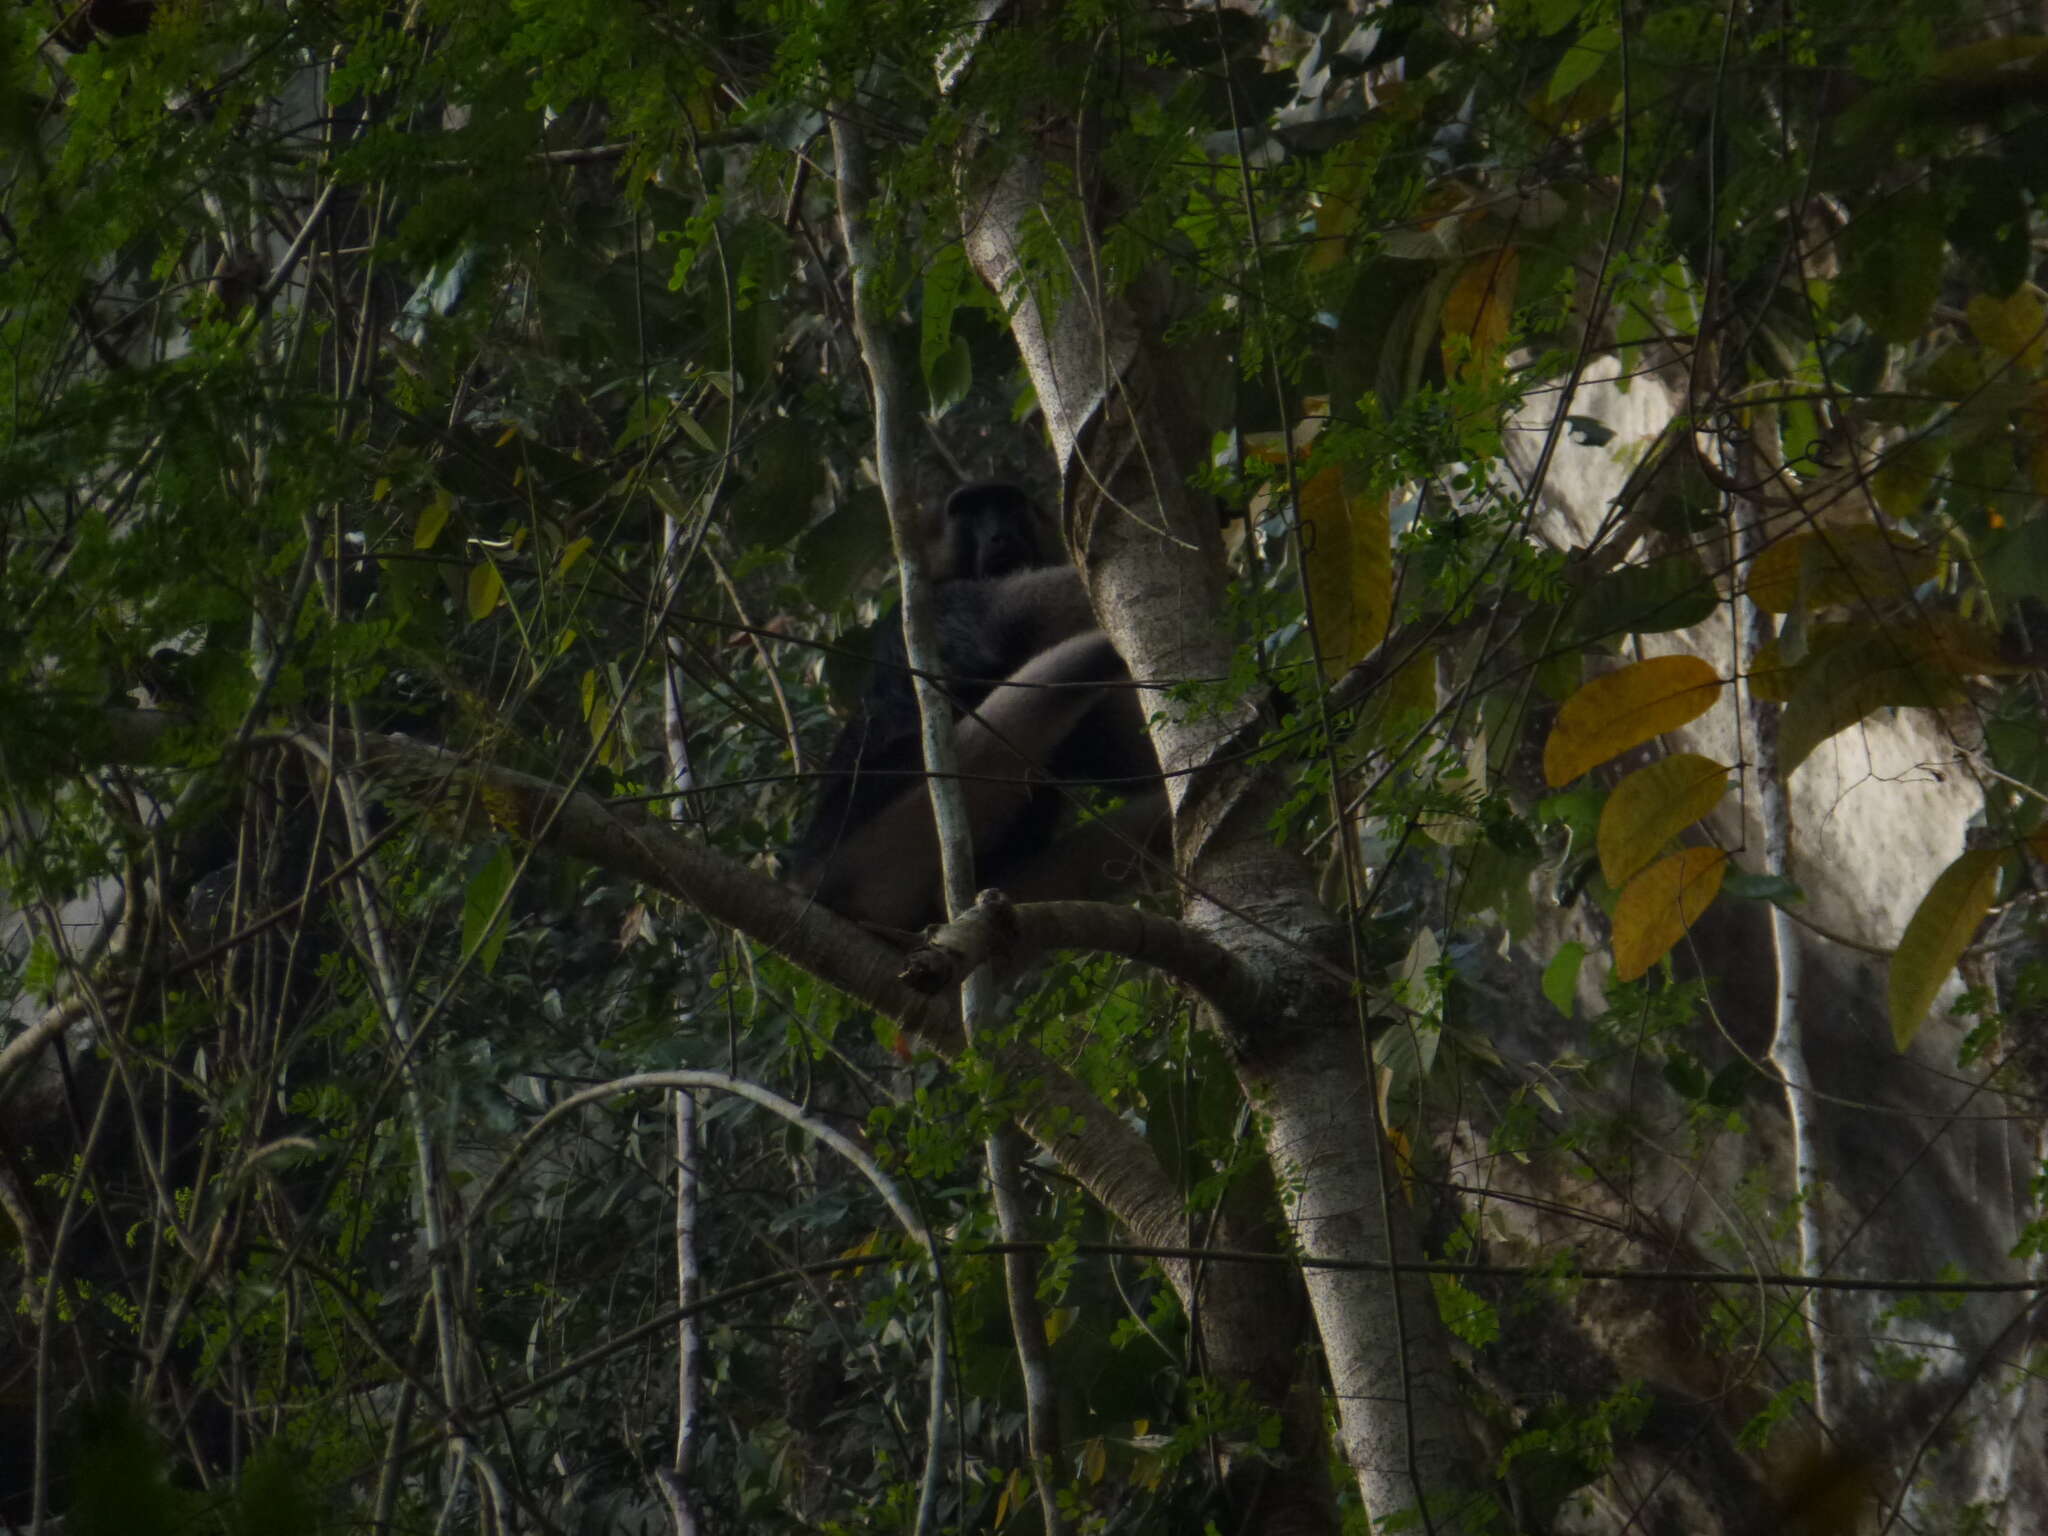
792, 483, 1163, 930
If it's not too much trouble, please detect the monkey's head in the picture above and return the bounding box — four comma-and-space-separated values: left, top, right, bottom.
934, 482, 1058, 581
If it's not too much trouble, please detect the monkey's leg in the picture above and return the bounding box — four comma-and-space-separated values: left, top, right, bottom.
988, 791, 1172, 907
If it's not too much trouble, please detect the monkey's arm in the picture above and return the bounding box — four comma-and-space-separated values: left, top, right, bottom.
797, 631, 1129, 930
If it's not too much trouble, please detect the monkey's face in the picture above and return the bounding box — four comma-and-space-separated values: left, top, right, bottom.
935, 482, 1056, 581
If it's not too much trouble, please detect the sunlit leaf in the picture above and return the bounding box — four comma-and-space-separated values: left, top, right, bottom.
1309, 133, 1382, 272
1889, 848, 2003, 1048
1745, 524, 1936, 613
466, 560, 503, 620
1612, 848, 1728, 982
1542, 655, 1723, 786
1441, 248, 1519, 380
1597, 753, 1730, 886
555, 535, 593, 575
1966, 285, 2048, 368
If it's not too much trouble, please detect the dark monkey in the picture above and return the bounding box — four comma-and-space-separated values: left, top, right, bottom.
792, 484, 1164, 930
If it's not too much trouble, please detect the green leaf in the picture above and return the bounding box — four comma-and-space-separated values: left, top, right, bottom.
463, 844, 515, 976
1541, 942, 1586, 1018
1948, 158, 2034, 295
1548, 23, 1619, 102
1889, 848, 2002, 1048
1837, 192, 1945, 344
1722, 872, 1803, 903
926, 333, 972, 417
1567, 554, 1718, 641
1778, 625, 1972, 775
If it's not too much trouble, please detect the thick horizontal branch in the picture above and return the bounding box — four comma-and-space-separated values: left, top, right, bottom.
900, 889, 1263, 1022
98, 707, 958, 1043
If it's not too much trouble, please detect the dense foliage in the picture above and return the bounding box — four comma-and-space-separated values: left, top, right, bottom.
3, 1, 2046, 1532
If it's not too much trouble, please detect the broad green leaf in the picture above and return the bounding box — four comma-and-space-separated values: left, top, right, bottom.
462, 845, 515, 976
1612, 848, 1727, 982
1889, 848, 2003, 1048
415, 487, 452, 550
1745, 524, 1936, 613
1440, 248, 1519, 380
466, 560, 503, 620
1301, 465, 1392, 677
1871, 434, 1947, 521
1543, 655, 1723, 786
1778, 623, 1977, 774
1747, 636, 1799, 702
920, 241, 971, 381
927, 333, 972, 416
1597, 753, 1730, 886
1966, 285, 2048, 367
1566, 553, 1718, 641
1541, 942, 1586, 1018
1837, 192, 1944, 344
1548, 23, 1618, 102
1947, 158, 2033, 296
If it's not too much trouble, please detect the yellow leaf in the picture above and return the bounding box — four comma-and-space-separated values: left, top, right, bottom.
415, 487, 452, 551
1441, 248, 1520, 380
1542, 655, 1723, 786
1612, 848, 1727, 982
1082, 1437, 1107, 1484
1889, 848, 2002, 1048
556, 535, 593, 576
1598, 754, 1731, 887
995, 1468, 1023, 1526
466, 561, 503, 620
1967, 285, 2048, 368
1300, 466, 1392, 678
1745, 524, 1936, 614
1386, 1125, 1415, 1202
1043, 1305, 1077, 1344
